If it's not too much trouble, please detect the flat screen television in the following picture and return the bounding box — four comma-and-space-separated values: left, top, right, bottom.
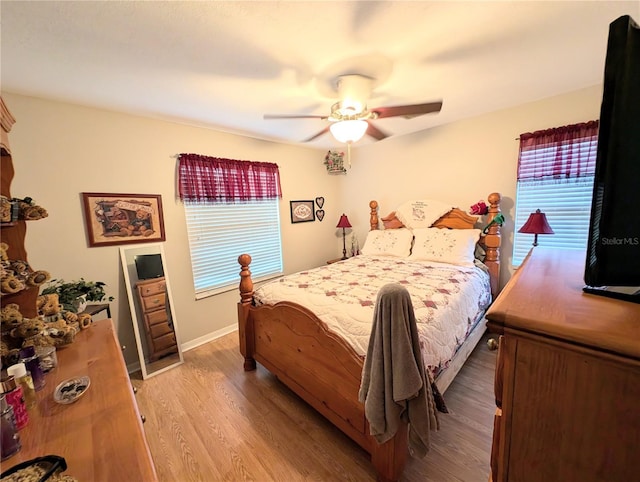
583, 15, 640, 303
135, 254, 164, 280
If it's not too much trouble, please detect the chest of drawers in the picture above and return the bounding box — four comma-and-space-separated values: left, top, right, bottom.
136, 276, 178, 362
486, 248, 640, 481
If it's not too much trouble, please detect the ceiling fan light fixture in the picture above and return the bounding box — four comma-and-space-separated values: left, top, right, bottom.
339, 99, 364, 115
330, 119, 368, 143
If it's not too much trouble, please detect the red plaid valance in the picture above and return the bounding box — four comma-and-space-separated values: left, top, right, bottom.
518, 120, 599, 181
178, 153, 282, 202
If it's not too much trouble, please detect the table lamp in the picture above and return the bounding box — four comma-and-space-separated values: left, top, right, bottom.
518, 209, 554, 246
336, 214, 352, 260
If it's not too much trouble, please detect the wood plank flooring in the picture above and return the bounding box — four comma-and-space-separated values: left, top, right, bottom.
133, 331, 498, 482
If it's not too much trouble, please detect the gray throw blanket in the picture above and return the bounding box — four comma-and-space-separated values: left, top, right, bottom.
358, 283, 440, 458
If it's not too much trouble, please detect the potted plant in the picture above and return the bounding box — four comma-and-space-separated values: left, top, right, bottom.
41, 278, 114, 313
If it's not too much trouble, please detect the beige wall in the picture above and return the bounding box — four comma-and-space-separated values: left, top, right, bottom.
342, 84, 603, 287
3, 85, 603, 364
3, 93, 343, 365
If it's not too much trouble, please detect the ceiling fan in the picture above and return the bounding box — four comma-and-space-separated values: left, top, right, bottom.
264, 74, 443, 143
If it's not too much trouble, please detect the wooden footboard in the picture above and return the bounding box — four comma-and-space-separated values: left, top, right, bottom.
238, 256, 407, 481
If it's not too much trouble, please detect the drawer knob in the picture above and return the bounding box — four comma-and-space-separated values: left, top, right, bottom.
141, 415, 146, 423
133, 386, 138, 394
121, 345, 126, 351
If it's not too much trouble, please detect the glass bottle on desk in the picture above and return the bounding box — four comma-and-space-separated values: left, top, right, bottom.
0, 376, 28, 430
19, 346, 45, 391
0, 394, 21, 460
7, 363, 37, 410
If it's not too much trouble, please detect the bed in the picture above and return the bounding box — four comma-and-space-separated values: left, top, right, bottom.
237, 193, 502, 482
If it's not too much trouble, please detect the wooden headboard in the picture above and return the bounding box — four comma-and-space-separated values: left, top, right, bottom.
368, 193, 502, 298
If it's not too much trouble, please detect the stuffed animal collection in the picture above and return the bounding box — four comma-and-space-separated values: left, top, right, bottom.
1, 197, 99, 364
0, 293, 92, 363
1, 242, 51, 295
0, 195, 48, 222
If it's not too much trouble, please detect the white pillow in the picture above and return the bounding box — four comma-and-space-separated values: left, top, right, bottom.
409, 228, 482, 267
361, 228, 414, 257
395, 199, 453, 229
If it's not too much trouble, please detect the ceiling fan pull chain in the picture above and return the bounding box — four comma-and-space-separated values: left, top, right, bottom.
347, 142, 352, 169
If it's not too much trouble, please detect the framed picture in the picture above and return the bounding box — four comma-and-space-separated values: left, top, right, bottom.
82, 192, 166, 247
290, 200, 316, 224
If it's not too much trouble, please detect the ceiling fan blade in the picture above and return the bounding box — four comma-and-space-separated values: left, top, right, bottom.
264, 114, 328, 120
366, 122, 389, 141
303, 126, 330, 142
372, 101, 443, 119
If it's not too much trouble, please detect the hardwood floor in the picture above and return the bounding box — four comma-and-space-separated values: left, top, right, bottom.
134, 331, 497, 482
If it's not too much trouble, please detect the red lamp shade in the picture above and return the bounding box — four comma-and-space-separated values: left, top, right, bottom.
336, 214, 352, 229
518, 209, 554, 246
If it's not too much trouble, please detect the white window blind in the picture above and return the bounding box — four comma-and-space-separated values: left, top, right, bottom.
184, 199, 283, 298
513, 132, 597, 266
513, 177, 595, 265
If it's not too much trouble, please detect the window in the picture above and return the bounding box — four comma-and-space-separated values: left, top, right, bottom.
178, 154, 283, 297
512, 121, 598, 266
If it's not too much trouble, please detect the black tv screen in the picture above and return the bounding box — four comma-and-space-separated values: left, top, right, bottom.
135, 254, 164, 280
584, 15, 640, 301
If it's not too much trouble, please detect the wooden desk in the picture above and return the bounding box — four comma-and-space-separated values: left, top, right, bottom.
486, 248, 640, 482
2, 319, 158, 481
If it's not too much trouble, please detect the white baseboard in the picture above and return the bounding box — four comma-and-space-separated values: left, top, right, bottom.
126, 325, 238, 375
181, 324, 238, 352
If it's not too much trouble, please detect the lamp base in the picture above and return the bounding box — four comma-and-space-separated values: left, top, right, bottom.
342, 230, 348, 260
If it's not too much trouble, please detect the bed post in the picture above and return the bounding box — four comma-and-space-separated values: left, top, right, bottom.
370, 422, 409, 482
483, 192, 502, 299
238, 254, 256, 371
369, 200, 379, 231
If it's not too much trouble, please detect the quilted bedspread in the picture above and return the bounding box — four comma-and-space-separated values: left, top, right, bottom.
253, 255, 491, 372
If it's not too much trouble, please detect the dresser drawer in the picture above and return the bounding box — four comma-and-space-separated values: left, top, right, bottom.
137, 279, 166, 297
141, 293, 166, 312
152, 332, 176, 351
149, 321, 173, 339
145, 309, 168, 326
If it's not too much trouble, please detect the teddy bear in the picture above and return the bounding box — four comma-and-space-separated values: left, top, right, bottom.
127, 209, 154, 237
1, 242, 51, 294
24, 315, 76, 347
37, 292, 91, 333
10, 317, 45, 345
0, 196, 11, 222
0, 243, 25, 295
37, 293, 64, 322
0, 339, 20, 367
1, 303, 24, 332
14, 196, 48, 221
1, 303, 29, 362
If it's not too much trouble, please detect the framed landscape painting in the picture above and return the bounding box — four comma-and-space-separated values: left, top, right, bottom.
82, 192, 166, 247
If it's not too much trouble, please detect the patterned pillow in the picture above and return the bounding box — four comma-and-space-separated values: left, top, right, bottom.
395, 199, 453, 229
361, 228, 414, 257
409, 228, 482, 267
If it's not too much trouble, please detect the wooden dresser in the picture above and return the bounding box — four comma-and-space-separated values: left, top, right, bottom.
2, 319, 158, 480
486, 248, 640, 482
135, 277, 178, 362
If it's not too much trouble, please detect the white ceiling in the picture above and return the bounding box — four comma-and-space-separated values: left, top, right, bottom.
2, 1, 638, 148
